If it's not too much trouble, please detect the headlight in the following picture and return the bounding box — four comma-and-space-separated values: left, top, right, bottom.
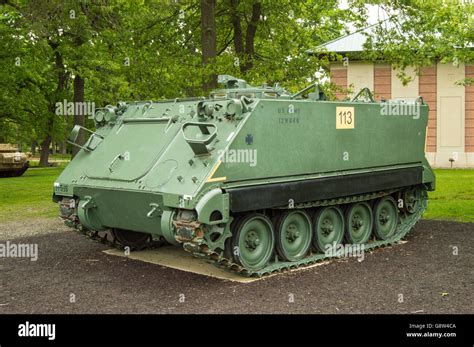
95, 110, 105, 123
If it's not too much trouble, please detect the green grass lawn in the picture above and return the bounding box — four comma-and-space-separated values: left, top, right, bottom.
425, 169, 474, 223
29, 154, 70, 168
0, 167, 64, 222
0, 167, 473, 223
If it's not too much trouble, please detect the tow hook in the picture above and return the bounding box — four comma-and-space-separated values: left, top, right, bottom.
147, 203, 161, 218
81, 196, 96, 210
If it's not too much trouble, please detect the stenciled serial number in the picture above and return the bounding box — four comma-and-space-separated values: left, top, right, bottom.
278, 117, 300, 124
54, 184, 69, 193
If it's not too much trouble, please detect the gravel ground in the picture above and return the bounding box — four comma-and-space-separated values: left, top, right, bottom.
0, 218, 472, 314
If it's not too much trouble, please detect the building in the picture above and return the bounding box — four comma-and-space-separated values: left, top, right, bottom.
315, 23, 474, 168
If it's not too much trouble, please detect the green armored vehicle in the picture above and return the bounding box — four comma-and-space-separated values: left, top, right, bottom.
53, 75, 435, 276
0, 144, 29, 177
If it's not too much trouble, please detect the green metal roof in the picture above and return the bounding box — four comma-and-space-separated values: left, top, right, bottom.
308, 19, 394, 55
308, 17, 472, 56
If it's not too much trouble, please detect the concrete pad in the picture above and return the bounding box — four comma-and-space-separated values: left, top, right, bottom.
104, 246, 331, 283
104, 246, 260, 283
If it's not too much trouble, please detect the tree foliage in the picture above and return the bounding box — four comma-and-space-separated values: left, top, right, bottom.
0, 0, 471, 164
358, 0, 473, 81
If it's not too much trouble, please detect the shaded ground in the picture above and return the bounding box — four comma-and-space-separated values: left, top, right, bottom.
0, 218, 472, 314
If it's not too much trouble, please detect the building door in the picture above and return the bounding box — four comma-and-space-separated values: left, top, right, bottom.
437, 63, 465, 166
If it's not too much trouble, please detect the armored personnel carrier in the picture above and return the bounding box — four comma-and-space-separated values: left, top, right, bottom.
53, 75, 435, 276
0, 144, 29, 177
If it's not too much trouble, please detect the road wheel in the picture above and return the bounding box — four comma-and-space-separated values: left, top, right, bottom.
275, 210, 312, 261
345, 202, 373, 244
231, 213, 274, 270
373, 196, 399, 240
313, 206, 345, 253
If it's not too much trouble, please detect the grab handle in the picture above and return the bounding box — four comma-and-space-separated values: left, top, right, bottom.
67, 125, 104, 152
181, 122, 217, 155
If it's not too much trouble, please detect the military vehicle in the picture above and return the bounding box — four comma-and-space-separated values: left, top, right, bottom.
0, 144, 29, 177
53, 75, 435, 276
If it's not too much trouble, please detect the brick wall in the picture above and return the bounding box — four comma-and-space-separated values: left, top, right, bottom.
373, 64, 391, 101
419, 66, 437, 153
330, 66, 347, 100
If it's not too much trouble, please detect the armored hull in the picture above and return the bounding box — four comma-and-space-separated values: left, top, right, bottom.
0, 144, 29, 177
53, 76, 435, 276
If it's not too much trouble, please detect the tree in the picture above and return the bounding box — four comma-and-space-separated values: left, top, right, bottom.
217, 0, 362, 89
0, 1, 71, 165
201, 0, 217, 90
356, 0, 474, 83
229, 0, 261, 74
1, 0, 138, 163
0, 0, 368, 160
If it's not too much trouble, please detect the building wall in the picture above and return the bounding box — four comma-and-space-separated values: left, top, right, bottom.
436, 63, 465, 167
329, 62, 473, 168
466, 65, 474, 166
374, 63, 391, 101
347, 62, 373, 96
330, 63, 348, 100
392, 66, 419, 99
419, 66, 437, 154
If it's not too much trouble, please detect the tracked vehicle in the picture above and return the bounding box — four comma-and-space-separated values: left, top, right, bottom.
0, 144, 29, 177
53, 75, 435, 276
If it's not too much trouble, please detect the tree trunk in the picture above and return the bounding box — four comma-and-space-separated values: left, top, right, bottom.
229, 0, 261, 74
201, 0, 217, 91
30, 140, 37, 155
39, 135, 51, 167
59, 141, 67, 155
230, 0, 244, 71
72, 74, 85, 158
42, 40, 67, 166
243, 1, 261, 73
